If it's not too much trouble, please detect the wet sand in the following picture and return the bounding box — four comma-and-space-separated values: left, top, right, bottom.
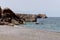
0, 25, 60, 40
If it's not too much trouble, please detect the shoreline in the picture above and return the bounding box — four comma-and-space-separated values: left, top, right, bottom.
0, 25, 60, 40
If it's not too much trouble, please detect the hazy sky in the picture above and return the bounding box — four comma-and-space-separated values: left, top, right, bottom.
0, 0, 60, 17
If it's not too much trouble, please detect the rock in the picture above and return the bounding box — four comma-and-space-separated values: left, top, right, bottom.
0, 22, 5, 25
2, 8, 24, 25
8, 23, 14, 26
11, 19, 20, 25
37, 14, 47, 18
35, 22, 39, 24
0, 6, 48, 25
0, 6, 2, 18
16, 14, 37, 22
1, 17, 11, 23
3, 22, 9, 25
0, 21, 9, 25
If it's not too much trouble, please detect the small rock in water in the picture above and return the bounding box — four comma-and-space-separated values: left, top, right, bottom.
35, 22, 39, 24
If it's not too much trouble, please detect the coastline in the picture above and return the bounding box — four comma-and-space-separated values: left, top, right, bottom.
0, 25, 60, 40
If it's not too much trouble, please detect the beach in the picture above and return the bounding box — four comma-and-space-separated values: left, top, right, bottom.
0, 25, 59, 40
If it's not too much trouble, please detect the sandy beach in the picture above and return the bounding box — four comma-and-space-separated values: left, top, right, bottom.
0, 25, 60, 40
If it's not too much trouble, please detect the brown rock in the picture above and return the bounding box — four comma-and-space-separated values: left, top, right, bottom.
0, 6, 2, 18
0, 7, 26, 25
37, 14, 47, 18
8, 23, 14, 26
2, 8, 24, 24
16, 14, 37, 22
11, 19, 20, 25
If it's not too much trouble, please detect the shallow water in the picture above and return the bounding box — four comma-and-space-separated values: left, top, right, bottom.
18, 17, 60, 32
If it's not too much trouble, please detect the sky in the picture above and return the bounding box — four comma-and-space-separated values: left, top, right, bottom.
0, 0, 60, 17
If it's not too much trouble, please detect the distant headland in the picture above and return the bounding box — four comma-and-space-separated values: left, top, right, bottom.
0, 6, 47, 25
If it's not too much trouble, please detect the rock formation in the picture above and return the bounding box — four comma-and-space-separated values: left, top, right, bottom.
16, 14, 37, 22
0, 7, 25, 25
16, 14, 47, 22
0, 6, 48, 25
37, 14, 47, 18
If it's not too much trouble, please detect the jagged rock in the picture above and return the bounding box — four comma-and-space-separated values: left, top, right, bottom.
2, 8, 24, 25
0, 7, 25, 25
3, 8, 18, 19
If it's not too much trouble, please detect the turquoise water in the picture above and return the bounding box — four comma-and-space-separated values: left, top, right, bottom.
19, 17, 60, 32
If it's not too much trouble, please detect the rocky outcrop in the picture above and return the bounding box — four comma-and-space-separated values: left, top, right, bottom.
0, 7, 25, 25
16, 14, 47, 22
16, 14, 37, 22
37, 14, 47, 18
0, 6, 48, 25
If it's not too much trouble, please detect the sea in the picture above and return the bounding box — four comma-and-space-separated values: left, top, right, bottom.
18, 17, 60, 32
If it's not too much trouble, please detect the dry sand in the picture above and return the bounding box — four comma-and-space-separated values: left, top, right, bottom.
0, 25, 60, 40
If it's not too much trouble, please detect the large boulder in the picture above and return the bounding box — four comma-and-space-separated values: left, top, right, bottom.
3, 8, 17, 18
1, 8, 25, 25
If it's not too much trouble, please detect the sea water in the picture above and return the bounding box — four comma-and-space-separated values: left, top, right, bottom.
19, 17, 60, 32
